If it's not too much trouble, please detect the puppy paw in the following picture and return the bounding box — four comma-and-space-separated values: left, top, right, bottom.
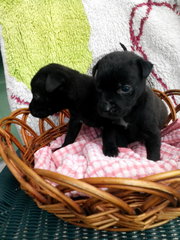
103, 146, 119, 157
61, 143, 67, 148
147, 153, 160, 161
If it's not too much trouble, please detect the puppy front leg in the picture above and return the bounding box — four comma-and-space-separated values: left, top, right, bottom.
102, 126, 119, 157
116, 127, 128, 147
62, 118, 82, 147
144, 129, 161, 161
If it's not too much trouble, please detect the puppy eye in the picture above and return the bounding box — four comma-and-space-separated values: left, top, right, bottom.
117, 85, 132, 94
121, 85, 131, 92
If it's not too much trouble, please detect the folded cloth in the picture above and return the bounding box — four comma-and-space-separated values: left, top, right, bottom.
34, 119, 180, 181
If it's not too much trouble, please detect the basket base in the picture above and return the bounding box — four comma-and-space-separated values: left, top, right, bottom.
0, 167, 180, 238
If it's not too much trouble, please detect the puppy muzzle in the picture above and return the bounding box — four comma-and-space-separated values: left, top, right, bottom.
29, 108, 49, 118
29, 102, 52, 119
98, 101, 121, 118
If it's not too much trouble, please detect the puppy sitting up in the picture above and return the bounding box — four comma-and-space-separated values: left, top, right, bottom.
92, 44, 168, 161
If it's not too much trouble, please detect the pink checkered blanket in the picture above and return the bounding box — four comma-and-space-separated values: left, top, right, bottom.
34, 119, 180, 179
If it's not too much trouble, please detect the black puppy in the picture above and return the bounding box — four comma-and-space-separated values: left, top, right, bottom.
29, 63, 116, 156
92, 44, 168, 161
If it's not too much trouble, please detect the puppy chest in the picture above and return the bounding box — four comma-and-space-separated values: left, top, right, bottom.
115, 120, 142, 142
112, 118, 129, 128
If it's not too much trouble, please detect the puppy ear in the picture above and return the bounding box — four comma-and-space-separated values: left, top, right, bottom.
119, 42, 127, 51
45, 74, 64, 93
138, 58, 153, 79
92, 62, 99, 78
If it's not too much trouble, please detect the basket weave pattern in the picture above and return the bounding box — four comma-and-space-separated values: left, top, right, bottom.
0, 89, 180, 231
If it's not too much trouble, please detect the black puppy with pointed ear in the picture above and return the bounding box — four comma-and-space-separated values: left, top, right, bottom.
92, 43, 168, 161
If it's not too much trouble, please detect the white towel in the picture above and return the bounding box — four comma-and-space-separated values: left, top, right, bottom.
0, 0, 179, 127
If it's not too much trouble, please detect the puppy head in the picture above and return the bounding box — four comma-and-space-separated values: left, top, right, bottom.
93, 51, 153, 119
29, 63, 74, 118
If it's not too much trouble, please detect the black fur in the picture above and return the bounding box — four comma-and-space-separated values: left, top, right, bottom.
92, 49, 168, 161
29, 63, 116, 155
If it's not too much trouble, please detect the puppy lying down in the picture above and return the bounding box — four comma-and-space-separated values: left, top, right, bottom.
30, 46, 168, 161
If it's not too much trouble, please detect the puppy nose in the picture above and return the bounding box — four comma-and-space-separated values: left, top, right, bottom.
103, 102, 111, 112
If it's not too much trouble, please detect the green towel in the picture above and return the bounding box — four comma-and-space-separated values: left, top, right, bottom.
0, 0, 92, 88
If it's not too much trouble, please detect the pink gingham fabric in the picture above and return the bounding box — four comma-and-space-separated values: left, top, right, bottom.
34, 119, 180, 180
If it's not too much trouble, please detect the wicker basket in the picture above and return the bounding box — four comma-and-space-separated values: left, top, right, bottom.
0, 89, 180, 232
